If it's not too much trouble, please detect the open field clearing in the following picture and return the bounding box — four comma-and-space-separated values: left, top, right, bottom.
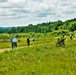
0, 33, 76, 75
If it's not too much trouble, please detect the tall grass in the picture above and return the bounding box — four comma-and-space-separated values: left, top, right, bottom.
0, 35, 76, 75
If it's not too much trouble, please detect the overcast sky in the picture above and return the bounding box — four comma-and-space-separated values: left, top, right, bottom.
0, 0, 76, 27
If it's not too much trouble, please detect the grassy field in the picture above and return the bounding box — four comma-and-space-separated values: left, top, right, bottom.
0, 33, 76, 75
0, 33, 56, 49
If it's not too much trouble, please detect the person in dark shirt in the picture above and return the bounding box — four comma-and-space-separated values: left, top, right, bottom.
70, 34, 73, 40
10, 36, 13, 49
27, 36, 30, 47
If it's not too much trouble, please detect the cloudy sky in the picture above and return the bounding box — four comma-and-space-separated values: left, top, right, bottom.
0, 0, 76, 27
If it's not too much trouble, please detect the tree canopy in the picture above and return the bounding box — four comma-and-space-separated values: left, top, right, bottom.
0, 18, 76, 34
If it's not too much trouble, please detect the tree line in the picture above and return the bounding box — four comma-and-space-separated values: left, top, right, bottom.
0, 18, 76, 34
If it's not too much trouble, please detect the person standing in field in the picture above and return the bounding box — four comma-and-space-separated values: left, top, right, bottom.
63, 35, 66, 40
12, 36, 18, 48
70, 34, 73, 40
27, 36, 30, 47
10, 36, 13, 49
62, 33, 66, 40
32, 37, 35, 42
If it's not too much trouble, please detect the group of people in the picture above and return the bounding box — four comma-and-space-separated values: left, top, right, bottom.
10, 36, 35, 49
10, 33, 73, 49
56, 33, 73, 47
63, 33, 73, 40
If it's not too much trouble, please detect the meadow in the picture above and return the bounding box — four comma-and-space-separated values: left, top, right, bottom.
0, 32, 56, 49
0, 32, 76, 75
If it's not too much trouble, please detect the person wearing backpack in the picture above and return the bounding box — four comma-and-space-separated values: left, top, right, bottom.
10, 36, 13, 49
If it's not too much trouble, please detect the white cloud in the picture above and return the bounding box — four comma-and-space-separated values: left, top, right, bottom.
8, 0, 25, 3
0, 0, 76, 27
0, 0, 7, 2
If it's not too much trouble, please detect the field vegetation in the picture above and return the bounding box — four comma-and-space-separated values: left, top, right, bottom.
0, 18, 76, 75
0, 31, 76, 75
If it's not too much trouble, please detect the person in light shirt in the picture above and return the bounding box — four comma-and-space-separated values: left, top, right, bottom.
70, 33, 73, 40
12, 36, 17, 48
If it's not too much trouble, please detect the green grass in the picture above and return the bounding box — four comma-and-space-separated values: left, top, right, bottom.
0, 36, 76, 75
0, 33, 56, 49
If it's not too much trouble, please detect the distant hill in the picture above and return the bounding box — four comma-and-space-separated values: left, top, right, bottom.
0, 27, 11, 30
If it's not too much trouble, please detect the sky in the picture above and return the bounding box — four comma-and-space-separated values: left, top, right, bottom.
0, 0, 76, 27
